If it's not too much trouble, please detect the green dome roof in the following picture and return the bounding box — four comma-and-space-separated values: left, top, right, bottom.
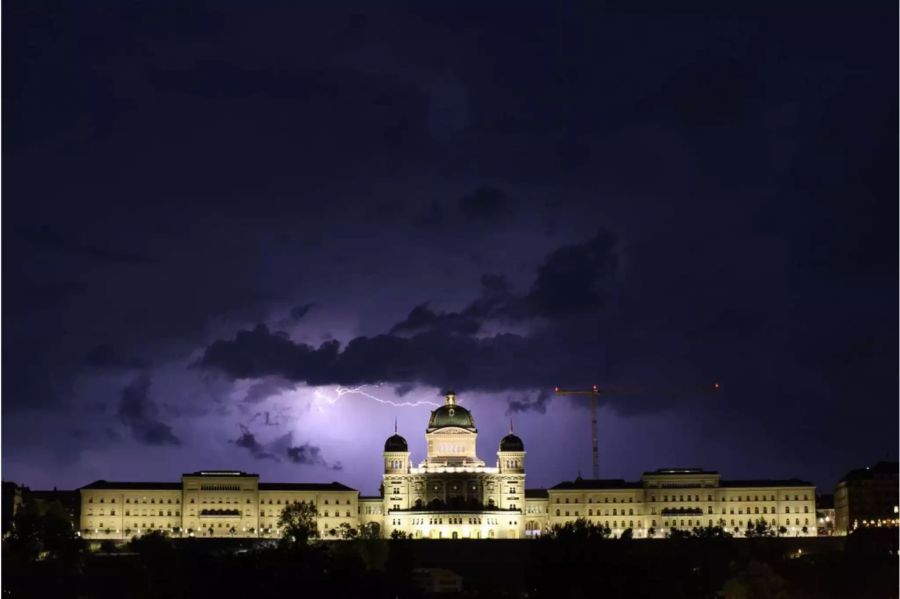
427, 391, 476, 432
499, 433, 524, 452
384, 434, 408, 452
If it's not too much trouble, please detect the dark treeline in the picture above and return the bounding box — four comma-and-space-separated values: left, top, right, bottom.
3, 499, 897, 598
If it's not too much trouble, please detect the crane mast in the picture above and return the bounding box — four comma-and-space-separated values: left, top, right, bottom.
555, 383, 719, 480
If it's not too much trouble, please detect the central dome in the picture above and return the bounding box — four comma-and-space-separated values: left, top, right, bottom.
427, 390, 477, 432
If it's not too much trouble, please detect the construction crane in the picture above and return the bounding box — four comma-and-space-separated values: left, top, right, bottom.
554, 382, 720, 479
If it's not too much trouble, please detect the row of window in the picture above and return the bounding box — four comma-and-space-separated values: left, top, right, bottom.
557, 497, 635, 504
88, 510, 182, 517
653, 494, 810, 503
88, 496, 353, 506
259, 510, 352, 518
88, 497, 180, 505
555, 493, 811, 504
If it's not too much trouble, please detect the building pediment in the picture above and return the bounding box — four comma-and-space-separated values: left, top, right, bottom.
428, 427, 475, 435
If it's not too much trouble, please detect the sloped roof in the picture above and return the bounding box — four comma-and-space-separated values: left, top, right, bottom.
525, 489, 549, 499
259, 482, 356, 492
551, 478, 642, 490
80, 480, 181, 490
720, 479, 813, 488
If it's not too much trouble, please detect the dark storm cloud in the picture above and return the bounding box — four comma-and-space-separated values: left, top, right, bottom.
636, 53, 758, 127
232, 426, 278, 461
199, 231, 624, 394
117, 376, 181, 446
286, 443, 343, 471
390, 303, 481, 336
20, 226, 155, 266
523, 229, 618, 317
458, 186, 510, 224
289, 303, 317, 322
506, 390, 552, 415
85, 344, 143, 370
4, 0, 897, 494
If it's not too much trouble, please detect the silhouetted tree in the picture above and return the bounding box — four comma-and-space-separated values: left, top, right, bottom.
547, 518, 610, 541
278, 501, 319, 546
359, 522, 381, 539
5, 498, 83, 563
745, 519, 776, 538
666, 528, 692, 540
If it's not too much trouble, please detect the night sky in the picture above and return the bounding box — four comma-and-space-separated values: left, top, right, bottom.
4, 2, 896, 496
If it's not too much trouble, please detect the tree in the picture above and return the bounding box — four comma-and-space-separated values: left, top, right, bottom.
339, 522, 358, 540
360, 522, 381, 540
5, 498, 83, 563
619, 528, 633, 541
129, 530, 174, 569
777, 526, 787, 536
390, 529, 411, 539
647, 526, 656, 538
666, 528, 692, 540
278, 500, 319, 546
547, 518, 610, 541
745, 519, 775, 538
693, 524, 733, 539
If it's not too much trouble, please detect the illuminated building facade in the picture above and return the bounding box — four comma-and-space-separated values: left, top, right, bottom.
543, 470, 817, 538
380, 390, 526, 539
80, 475, 357, 539
78, 390, 818, 540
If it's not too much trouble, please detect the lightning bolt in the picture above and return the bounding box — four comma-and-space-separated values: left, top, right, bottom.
312, 385, 441, 411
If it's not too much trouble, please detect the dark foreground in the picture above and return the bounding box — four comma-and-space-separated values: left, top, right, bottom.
4, 532, 897, 598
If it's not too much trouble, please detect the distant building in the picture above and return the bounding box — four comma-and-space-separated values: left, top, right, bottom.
816, 494, 835, 536
834, 461, 899, 535
75, 390, 818, 540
